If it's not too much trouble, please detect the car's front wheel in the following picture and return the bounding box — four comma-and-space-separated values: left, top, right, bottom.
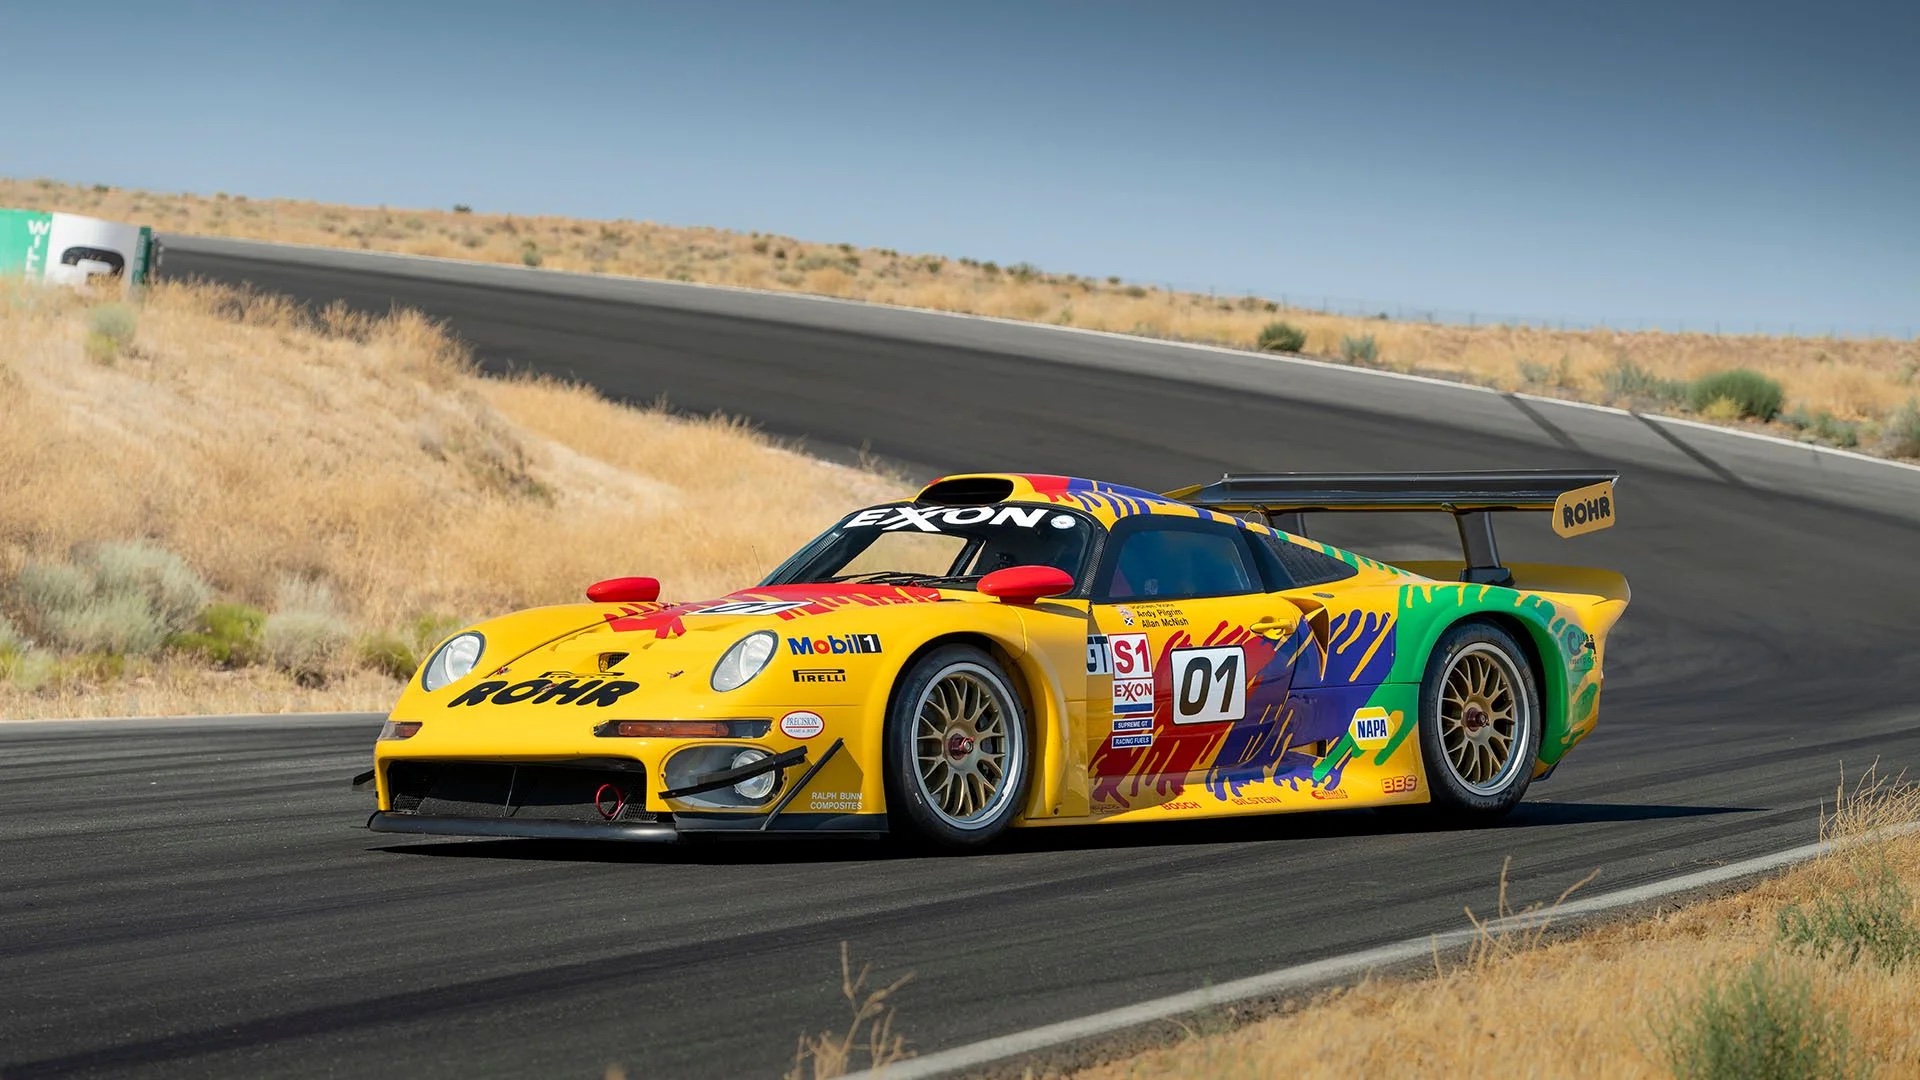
882, 644, 1031, 849
1416, 621, 1541, 820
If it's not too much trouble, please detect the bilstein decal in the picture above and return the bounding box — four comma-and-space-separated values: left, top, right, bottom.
1552, 479, 1616, 538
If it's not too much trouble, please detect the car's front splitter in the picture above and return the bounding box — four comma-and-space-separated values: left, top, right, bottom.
365, 810, 888, 842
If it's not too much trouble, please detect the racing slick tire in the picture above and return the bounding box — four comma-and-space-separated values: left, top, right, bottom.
1416, 621, 1542, 820
883, 644, 1032, 849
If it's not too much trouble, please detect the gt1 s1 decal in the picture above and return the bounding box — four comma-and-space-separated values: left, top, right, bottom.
1086, 634, 1112, 675
1170, 646, 1245, 724
1109, 632, 1153, 714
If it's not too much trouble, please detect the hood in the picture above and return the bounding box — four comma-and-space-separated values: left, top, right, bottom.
468, 582, 972, 695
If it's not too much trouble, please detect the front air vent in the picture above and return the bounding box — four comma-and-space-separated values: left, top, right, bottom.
916, 476, 1016, 505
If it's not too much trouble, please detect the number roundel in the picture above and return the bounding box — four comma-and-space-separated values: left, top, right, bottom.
1170, 646, 1245, 724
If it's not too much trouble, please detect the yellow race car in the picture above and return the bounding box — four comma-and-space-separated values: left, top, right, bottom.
362, 471, 1627, 849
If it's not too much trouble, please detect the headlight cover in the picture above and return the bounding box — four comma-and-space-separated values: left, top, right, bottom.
421, 632, 485, 692
711, 630, 778, 692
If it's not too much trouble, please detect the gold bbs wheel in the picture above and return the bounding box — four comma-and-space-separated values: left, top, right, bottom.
911, 663, 1020, 828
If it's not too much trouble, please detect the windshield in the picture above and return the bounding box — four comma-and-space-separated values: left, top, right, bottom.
764, 503, 1098, 591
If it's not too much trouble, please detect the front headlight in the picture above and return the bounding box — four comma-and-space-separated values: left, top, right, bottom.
421, 632, 485, 692
711, 630, 777, 692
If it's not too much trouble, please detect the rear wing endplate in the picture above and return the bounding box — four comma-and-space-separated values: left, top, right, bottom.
1163, 470, 1617, 587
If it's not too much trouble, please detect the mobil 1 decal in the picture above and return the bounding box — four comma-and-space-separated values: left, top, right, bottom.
1170, 645, 1246, 724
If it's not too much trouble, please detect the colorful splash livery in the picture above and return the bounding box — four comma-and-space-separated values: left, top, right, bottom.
362, 470, 1629, 849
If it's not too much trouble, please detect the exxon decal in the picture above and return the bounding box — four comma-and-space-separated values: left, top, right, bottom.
788, 634, 882, 656
843, 505, 1076, 532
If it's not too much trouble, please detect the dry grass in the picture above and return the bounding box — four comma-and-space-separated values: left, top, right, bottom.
0, 279, 905, 719
1074, 771, 1920, 1079
785, 942, 915, 1080
8, 176, 1919, 457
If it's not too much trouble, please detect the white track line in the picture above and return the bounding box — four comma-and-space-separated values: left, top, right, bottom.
166, 234, 1920, 480
846, 824, 1919, 1079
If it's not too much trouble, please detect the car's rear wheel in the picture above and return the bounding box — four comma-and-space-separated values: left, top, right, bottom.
1417, 621, 1540, 820
883, 644, 1030, 849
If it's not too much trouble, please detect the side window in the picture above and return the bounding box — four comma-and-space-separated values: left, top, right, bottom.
1098, 519, 1259, 602
1250, 531, 1359, 590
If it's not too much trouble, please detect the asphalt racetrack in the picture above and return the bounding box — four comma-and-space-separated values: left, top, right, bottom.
5, 240, 1919, 1078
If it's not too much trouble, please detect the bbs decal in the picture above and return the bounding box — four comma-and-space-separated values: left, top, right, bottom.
1170, 646, 1245, 724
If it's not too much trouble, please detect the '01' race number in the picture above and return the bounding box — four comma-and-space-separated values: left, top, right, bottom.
1170, 646, 1245, 724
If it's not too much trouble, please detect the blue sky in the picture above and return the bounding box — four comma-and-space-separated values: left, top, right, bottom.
5, 1, 1914, 334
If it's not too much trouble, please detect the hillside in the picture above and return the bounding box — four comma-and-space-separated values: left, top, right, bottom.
0, 280, 904, 718
6, 176, 1918, 460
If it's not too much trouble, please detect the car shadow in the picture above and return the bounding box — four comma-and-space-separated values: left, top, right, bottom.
367, 800, 1758, 865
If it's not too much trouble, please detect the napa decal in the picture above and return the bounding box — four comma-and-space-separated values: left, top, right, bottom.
1552, 479, 1616, 538
787, 633, 883, 656
1349, 706, 1394, 747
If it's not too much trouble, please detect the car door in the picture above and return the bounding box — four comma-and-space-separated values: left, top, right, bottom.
1084, 515, 1304, 812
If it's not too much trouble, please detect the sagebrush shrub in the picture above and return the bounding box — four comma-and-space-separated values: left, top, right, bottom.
263, 579, 351, 685
1884, 399, 1920, 459
1687, 369, 1785, 421
1661, 958, 1860, 1080
171, 603, 266, 667
1600, 357, 1689, 405
91, 541, 211, 634
1777, 858, 1920, 970
1340, 334, 1379, 365
9, 543, 209, 657
1257, 321, 1307, 353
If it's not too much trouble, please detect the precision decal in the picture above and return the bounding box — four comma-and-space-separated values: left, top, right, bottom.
779, 710, 826, 739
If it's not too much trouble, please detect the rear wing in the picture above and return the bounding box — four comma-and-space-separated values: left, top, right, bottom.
1163, 470, 1617, 587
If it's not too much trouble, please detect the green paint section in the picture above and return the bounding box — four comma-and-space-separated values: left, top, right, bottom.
1388, 579, 1594, 769
0, 209, 53, 276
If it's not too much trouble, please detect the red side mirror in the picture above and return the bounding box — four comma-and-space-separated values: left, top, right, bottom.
978, 565, 1074, 604
587, 576, 661, 603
